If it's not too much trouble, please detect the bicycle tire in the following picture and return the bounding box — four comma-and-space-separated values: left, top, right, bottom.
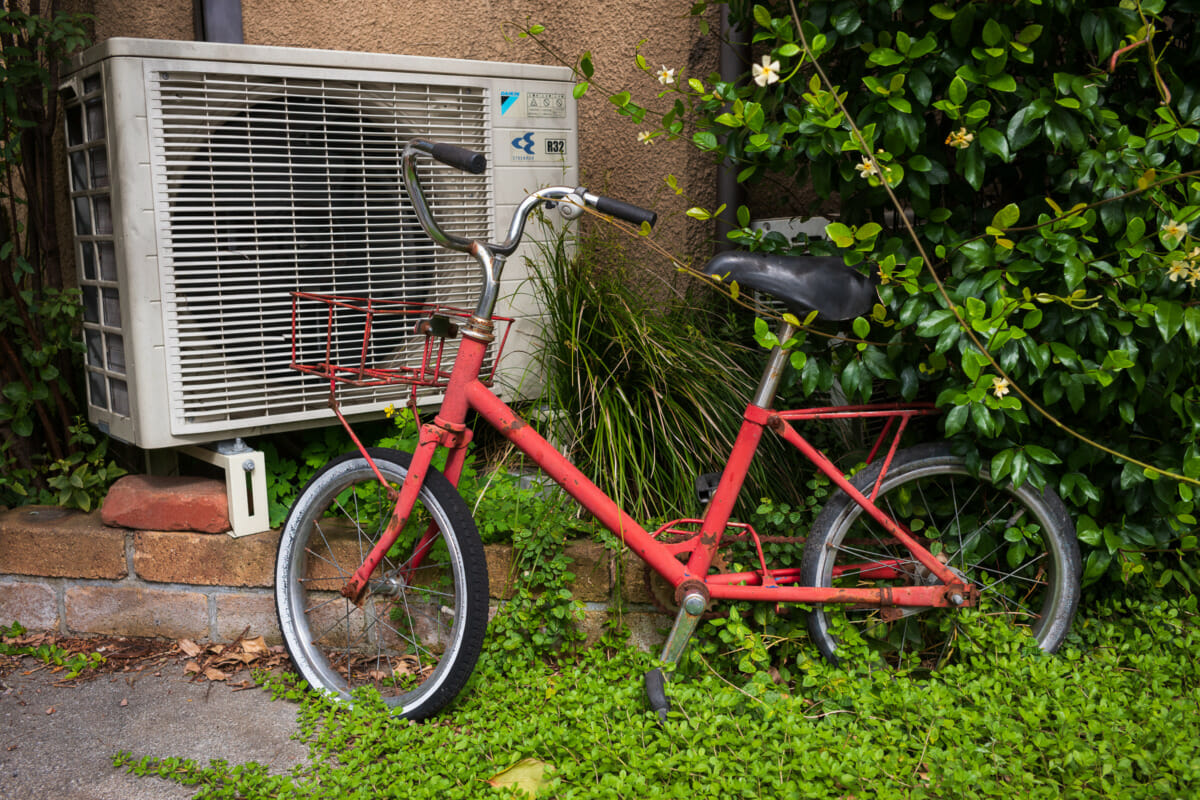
800, 443, 1080, 668
275, 448, 487, 719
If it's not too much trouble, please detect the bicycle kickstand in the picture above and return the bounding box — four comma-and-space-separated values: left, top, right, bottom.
644, 586, 708, 724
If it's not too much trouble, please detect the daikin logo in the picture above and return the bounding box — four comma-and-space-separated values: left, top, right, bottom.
500, 91, 520, 114
511, 132, 536, 155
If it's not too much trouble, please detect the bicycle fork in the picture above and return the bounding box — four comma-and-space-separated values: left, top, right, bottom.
337, 414, 472, 606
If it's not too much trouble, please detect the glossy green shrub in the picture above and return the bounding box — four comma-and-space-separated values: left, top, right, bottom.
578, 0, 1200, 586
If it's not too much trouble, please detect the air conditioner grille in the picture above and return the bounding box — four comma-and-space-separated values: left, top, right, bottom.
149, 70, 491, 429
64, 81, 129, 417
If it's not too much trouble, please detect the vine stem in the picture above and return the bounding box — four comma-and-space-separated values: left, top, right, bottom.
786, 0, 1200, 489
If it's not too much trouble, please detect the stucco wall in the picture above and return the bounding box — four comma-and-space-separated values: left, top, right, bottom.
72, 0, 722, 287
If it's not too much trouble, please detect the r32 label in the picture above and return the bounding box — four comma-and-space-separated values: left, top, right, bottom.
544, 139, 567, 155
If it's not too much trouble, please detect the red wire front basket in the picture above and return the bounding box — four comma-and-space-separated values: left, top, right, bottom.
289, 292, 514, 390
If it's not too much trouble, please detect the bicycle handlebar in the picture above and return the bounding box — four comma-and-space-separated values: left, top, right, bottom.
407, 139, 487, 173
401, 139, 658, 318
590, 194, 658, 227
406, 139, 656, 228
430, 142, 488, 174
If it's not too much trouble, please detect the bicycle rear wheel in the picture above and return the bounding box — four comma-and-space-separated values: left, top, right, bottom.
275, 448, 487, 719
800, 443, 1080, 668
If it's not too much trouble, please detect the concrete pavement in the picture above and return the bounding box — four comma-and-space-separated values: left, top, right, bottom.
0, 660, 306, 800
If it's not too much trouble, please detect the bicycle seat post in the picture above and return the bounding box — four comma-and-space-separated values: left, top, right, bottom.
751, 320, 797, 409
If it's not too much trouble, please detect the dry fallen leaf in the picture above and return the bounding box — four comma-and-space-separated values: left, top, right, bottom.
203, 667, 229, 682
242, 636, 269, 657
45, 707, 55, 715
119, 698, 128, 707
184, 660, 201, 674
486, 758, 554, 796
178, 639, 203, 658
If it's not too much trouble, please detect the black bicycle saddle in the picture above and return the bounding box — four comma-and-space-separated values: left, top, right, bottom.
702, 251, 877, 322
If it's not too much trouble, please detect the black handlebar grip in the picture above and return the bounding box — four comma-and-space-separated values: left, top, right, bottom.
429, 142, 487, 174
595, 195, 658, 228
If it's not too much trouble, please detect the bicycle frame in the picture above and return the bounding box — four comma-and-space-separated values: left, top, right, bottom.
336, 322, 973, 614
333, 139, 975, 615
274, 143, 1080, 720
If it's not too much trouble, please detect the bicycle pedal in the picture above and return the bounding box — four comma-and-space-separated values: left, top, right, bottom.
695, 472, 721, 505
644, 668, 670, 725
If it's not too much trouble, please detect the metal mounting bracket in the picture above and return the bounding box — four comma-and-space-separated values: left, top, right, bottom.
180, 439, 269, 537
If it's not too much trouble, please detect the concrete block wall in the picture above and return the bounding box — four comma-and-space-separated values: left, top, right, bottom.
0, 506, 669, 649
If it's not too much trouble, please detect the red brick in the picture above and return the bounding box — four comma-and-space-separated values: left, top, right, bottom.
102, 475, 230, 533
578, 608, 668, 651
0, 580, 59, 632
624, 611, 668, 653
565, 540, 613, 602
619, 550, 661, 605
214, 592, 282, 644
65, 585, 209, 639
485, 544, 515, 599
133, 530, 279, 587
0, 507, 127, 579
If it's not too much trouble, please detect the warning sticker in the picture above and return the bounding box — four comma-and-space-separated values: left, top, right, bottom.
525, 92, 567, 119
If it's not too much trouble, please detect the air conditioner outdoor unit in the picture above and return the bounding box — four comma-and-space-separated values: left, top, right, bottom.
61, 37, 577, 451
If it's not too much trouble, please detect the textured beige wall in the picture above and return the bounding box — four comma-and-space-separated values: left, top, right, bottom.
75, 0, 722, 285
89, 0, 194, 42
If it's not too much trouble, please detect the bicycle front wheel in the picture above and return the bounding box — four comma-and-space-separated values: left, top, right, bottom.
275, 448, 487, 719
800, 443, 1080, 668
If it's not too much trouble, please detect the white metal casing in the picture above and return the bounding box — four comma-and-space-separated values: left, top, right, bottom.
61, 38, 576, 449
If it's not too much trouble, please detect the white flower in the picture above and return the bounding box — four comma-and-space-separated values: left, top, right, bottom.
991, 376, 1011, 399
637, 131, 654, 145
656, 65, 676, 85
1168, 260, 1190, 283
854, 156, 880, 179
752, 55, 781, 87
1162, 219, 1188, 242
945, 127, 974, 149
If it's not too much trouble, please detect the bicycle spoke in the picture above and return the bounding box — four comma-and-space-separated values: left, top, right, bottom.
804, 447, 1079, 670
282, 474, 467, 701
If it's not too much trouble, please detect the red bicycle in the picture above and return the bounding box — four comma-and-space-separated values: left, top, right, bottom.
274, 141, 1081, 720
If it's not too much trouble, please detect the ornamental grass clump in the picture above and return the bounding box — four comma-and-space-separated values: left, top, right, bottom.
524, 229, 785, 521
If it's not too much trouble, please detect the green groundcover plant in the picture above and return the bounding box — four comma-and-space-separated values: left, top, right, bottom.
0, 5, 119, 510
549, 0, 1200, 590
115, 597, 1200, 799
